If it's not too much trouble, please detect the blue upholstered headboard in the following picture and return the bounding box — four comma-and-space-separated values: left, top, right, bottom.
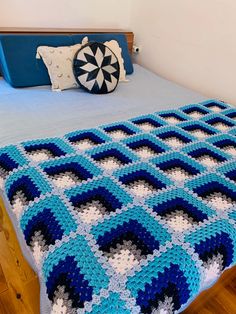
0, 28, 134, 87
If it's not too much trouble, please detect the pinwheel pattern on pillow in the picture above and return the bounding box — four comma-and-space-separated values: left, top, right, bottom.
73, 42, 120, 94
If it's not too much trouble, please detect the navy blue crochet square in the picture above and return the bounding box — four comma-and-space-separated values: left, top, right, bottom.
185, 220, 236, 276
114, 163, 172, 198
40, 155, 101, 189
65, 177, 132, 223
5, 167, 51, 206
137, 263, 190, 313
224, 110, 236, 120
151, 152, 206, 180
152, 127, 195, 148
202, 115, 236, 130
218, 161, 236, 184
181, 105, 210, 117
65, 129, 110, 148
185, 173, 236, 211
47, 256, 94, 308
122, 134, 170, 162
43, 234, 109, 311
182, 142, 229, 166
131, 116, 165, 129
87, 142, 138, 170
91, 205, 171, 274
22, 138, 74, 161
146, 188, 215, 233
179, 121, 218, 137
201, 100, 228, 111
158, 112, 186, 122
20, 195, 77, 257
103, 123, 138, 137
0, 146, 28, 181
126, 245, 200, 314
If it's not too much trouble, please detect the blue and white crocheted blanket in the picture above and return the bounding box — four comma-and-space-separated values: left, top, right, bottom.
1, 100, 236, 313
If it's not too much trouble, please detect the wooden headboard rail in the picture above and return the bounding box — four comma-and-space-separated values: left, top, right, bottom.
0, 28, 134, 55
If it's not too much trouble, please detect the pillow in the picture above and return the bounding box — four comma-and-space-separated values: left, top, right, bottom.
71, 34, 133, 75
103, 40, 126, 82
0, 33, 133, 88
0, 35, 74, 87
36, 39, 87, 91
73, 42, 120, 94
79, 37, 126, 82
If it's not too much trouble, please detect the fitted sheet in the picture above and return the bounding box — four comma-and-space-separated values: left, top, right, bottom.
0, 65, 209, 313
0, 64, 207, 146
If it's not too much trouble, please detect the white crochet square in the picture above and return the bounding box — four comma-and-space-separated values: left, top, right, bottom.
205, 192, 234, 211
28, 150, 51, 162
109, 130, 128, 140
99, 157, 121, 170
108, 249, 139, 274
166, 215, 192, 232
52, 174, 77, 189
164, 137, 185, 148
73, 139, 94, 150
129, 180, 154, 197
78, 202, 104, 224
223, 146, 236, 156
166, 167, 191, 181
209, 105, 222, 112
190, 129, 209, 139
135, 146, 155, 159
212, 122, 229, 131
163, 116, 181, 124
197, 155, 219, 167
188, 111, 204, 119
138, 122, 156, 131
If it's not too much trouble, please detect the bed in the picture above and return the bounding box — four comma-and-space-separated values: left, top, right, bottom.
0, 29, 236, 314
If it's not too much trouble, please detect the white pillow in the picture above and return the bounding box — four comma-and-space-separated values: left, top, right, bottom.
36, 36, 127, 91
104, 39, 127, 82
36, 38, 87, 91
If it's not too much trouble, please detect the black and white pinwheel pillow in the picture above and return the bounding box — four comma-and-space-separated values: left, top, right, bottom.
73, 42, 120, 94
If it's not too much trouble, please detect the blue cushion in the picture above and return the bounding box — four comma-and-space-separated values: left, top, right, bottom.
0, 33, 133, 88
0, 35, 73, 87
72, 34, 133, 75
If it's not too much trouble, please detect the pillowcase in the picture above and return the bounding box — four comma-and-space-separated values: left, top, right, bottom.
0, 34, 74, 87
73, 42, 120, 94
36, 37, 87, 91
103, 40, 127, 82
71, 33, 133, 75
79, 37, 126, 82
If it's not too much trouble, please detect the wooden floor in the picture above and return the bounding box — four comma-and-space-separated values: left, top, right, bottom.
183, 266, 236, 314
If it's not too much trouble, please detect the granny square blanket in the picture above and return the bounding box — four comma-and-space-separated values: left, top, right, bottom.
1, 100, 236, 313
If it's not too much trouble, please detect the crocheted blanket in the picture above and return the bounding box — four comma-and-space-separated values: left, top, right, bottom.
1, 99, 236, 314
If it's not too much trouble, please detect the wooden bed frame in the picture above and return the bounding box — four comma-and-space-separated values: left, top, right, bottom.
0, 28, 134, 55
0, 28, 235, 314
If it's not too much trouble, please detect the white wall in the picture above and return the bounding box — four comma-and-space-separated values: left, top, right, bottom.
1, 0, 236, 104
0, 0, 131, 29
130, 0, 236, 105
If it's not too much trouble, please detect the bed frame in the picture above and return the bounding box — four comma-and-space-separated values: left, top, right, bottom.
0, 28, 134, 55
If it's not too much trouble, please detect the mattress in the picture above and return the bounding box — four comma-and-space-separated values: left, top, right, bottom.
0, 64, 207, 146
2, 65, 235, 314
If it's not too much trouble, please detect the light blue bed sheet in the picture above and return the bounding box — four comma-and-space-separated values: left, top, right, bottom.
0, 64, 207, 146
0, 64, 209, 313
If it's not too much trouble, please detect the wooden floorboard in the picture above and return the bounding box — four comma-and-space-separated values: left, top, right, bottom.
182, 266, 236, 314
